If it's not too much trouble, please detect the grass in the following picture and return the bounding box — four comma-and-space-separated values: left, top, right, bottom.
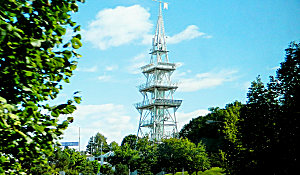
166, 167, 225, 175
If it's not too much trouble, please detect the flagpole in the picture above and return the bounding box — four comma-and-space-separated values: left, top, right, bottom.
152, 0, 169, 10
79, 127, 80, 152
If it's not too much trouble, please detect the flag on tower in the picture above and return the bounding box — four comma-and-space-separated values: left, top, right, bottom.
163, 3, 168, 9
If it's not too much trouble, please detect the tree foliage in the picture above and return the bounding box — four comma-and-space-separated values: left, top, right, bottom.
221, 42, 300, 174
121, 134, 137, 150
179, 101, 242, 167
108, 143, 139, 173
135, 137, 159, 175
31, 146, 95, 175
86, 132, 109, 156
0, 0, 84, 173
109, 141, 119, 151
157, 138, 210, 175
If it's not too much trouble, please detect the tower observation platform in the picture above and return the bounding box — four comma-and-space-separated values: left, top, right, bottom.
134, 1, 182, 142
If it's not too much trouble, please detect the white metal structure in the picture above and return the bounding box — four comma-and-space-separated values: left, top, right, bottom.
135, 1, 182, 142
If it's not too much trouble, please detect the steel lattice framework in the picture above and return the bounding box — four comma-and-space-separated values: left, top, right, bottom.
134, 1, 182, 142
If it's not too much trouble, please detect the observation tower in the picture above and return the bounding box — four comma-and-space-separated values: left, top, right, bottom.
134, 1, 182, 142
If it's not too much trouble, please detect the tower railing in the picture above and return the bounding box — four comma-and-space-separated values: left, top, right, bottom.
141, 62, 176, 73
140, 119, 154, 127
134, 99, 182, 109
137, 81, 179, 91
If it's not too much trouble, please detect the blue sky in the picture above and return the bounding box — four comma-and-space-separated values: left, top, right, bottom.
55, 0, 300, 150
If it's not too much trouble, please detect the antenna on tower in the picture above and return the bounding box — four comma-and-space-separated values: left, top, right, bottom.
151, 0, 169, 63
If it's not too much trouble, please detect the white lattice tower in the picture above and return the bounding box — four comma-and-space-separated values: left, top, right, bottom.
134, 1, 182, 142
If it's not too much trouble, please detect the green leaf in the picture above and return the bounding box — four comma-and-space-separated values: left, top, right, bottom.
74, 96, 81, 104
63, 77, 70, 83
51, 110, 60, 117
31, 39, 42, 47
63, 50, 72, 59
13, 31, 22, 39
67, 117, 74, 123
56, 26, 66, 36
1, 29, 7, 36
73, 25, 81, 32
24, 71, 33, 76
75, 34, 81, 40
71, 37, 82, 49
6, 23, 12, 31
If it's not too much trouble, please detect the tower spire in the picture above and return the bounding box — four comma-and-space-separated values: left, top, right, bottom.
151, 0, 169, 63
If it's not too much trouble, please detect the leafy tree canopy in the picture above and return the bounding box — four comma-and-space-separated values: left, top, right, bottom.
31, 146, 95, 175
0, 0, 84, 173
121, 134, 137, 150
157, 138, 210, 175
221, 41, 300, 175
86, 132, 109, 156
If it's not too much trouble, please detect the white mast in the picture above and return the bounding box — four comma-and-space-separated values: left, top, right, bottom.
135, 1, 182, 142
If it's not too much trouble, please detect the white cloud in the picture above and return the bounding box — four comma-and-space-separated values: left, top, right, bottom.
71, 104, 125, 120
127, 53, 149, 74
242, 81, 251, 91
141, 34, 153, 45
177, 69, 239, 92
167, 25, 205, 44
176, 62, 185, 68
105, 65, 118, 71
83, 5, 210, 50
177, 109, 210, 131
267, 66, 280, 70
83, 5, 153, 50
143, 25, 209, 46
60, 104, 136, 149
98, 73, 112, 82
77, 65, 98, 72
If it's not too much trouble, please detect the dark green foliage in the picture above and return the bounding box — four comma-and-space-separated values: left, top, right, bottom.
121, 134, 137, 150
86, 132, 109, 156
157, 138, 210, 175
114, 163, 128, 175
109, 135, 210, 175
91, 160, 100, 174
100, 164, 114, 174
221, 42, 300, 174
0, 0, 84, 173
30, 147, 95, 174
135, 137, 159, 175
179, 101, 242, 167
109, 141, 119, 151
108, 143, 139, 173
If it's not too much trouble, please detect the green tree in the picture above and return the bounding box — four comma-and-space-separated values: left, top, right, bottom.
86, 132, 109, 156
108, 143, 139, 174
100, 164, 114, 175
221, 42, 300, 174
114, 163, 128, 175
157, 138, 180, 174
91, 160, 100, 174
157, 138, 210, 175
0, 0, 84, 173
121, 134, 137, 150
135, 137, 159, 175
179, 101, 242, 167
109, 141, 119, 151
31, 147, 95, 175
184, 141, 210, 175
